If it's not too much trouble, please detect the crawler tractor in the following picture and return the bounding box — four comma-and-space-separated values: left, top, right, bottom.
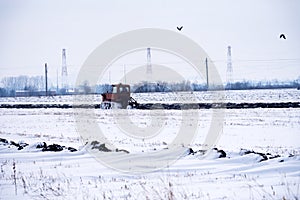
101, 83, 138, 109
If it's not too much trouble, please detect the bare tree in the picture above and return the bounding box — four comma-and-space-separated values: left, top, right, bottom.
1, 75, 45, 91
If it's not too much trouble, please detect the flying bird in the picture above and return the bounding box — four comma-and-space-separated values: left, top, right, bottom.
177, 26, 183, 31
279, 34, 286, 39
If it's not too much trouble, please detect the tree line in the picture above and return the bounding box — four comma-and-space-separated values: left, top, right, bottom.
0, 75, 299, 97
0, 76, 45, 97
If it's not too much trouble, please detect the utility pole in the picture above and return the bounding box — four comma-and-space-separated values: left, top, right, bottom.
45, 63, 48, 96
56, 67, 58, 93
61, 49, 68, 89
205, 58, 209, 90
146, 48, 152, 75
226, 46, 233, 89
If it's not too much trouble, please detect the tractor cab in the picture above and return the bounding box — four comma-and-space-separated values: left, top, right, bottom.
101, 83, 137, 109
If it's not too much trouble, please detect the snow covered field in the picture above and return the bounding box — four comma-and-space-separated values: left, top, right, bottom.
0, 89, 299, 199
0, 88, 299, 104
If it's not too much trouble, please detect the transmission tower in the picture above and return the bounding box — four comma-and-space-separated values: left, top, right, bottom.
61, 49, 68, 89
226, 46, 233, 88
146, 48, 152, 75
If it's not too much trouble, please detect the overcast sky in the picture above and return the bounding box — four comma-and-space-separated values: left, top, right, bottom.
0, 0, 299, 87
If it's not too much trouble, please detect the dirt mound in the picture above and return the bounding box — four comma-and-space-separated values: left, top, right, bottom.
0, 138, 28, 150
239, 149, 280, 162
0, 138, 77, 152
89, 141, 129, 153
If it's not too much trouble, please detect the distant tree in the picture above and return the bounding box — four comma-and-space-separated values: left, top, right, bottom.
1, 75, 45, 92
0, 88, 7, 97
82, 81, 92, 94
95, 84, 112, 93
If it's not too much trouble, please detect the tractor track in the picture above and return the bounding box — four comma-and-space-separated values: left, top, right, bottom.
0, 102, 300, 109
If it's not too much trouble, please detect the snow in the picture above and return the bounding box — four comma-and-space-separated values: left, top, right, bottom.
0, 89, 299, 199
0, 88, 299, 104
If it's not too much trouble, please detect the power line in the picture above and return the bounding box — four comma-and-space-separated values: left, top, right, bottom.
1, 58, 300, 69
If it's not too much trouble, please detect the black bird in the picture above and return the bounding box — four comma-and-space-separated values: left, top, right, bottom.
177, 26, 183, 31
280, 34, 286, 39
